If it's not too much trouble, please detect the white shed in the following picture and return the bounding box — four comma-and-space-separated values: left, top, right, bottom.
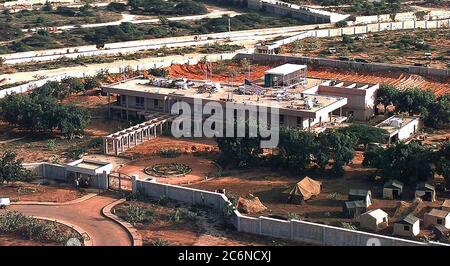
393, 214, 420, 237
424, 209, 450, 229
360, 209, 389, 231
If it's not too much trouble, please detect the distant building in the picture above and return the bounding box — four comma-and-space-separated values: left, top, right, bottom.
343, 200, 367, 219
360, 209, 389, 231
415, 183, 436, 202
393, 214, 420, 237
264, 64, 307, 88
383, 179, 404, 200
424, 209, 450, 229
348, 189, 372, 207
375, 115, 422, 145
303, 80, 379, 121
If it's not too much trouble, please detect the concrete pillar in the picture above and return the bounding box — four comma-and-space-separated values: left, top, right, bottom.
114, 140, 119, 156
131, 174, 138, 194
108, 93, 111, 118
134, 132, 138, 146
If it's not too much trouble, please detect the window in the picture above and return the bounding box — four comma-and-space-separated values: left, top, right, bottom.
437, 218, 443, 225
136, 97, 144, 108
404, 225, 410, 231
296, 117, 302, 127
280, 115, 285, 125
121, 95, 127, 105
154, 99, 159, 107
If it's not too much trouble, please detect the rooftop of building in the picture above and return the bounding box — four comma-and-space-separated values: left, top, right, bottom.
265, 63, 307, 75
103, 77, 347, 116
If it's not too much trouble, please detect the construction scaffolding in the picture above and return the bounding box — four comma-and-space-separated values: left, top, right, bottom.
102, 112, 177, 156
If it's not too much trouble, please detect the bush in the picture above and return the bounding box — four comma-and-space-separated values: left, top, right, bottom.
107, 2, 127, 12
148, 68, 169, 77
122, 204, 154, 225
0, 211, 82, 245
157, 148, 180, 158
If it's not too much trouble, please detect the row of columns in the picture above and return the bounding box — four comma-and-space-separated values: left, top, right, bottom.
103, 121, 167, 156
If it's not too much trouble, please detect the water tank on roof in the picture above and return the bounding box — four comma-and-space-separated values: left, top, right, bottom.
390, 118, 403, 128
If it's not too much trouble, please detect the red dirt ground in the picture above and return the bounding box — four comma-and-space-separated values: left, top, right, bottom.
0, 182, 85, 203
168, 62, 449, 95
307, 68, 450, 96
168, 63, 271, 84
121, 136, 218, 158
117, 154, 219, 185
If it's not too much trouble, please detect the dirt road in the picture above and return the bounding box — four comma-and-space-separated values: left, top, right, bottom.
3, 194, 132, 246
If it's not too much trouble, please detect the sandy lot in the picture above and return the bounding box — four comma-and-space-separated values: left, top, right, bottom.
0, 181, 86, 203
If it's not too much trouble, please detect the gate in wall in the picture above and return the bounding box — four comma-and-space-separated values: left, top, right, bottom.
108, 172, 132, 192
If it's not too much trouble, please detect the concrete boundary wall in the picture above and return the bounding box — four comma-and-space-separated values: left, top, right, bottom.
235, 53, 450, 77
133, 178, 447, 246
23, 162, 66, 181
258, 18, 450, 58
0, 52, 237, 99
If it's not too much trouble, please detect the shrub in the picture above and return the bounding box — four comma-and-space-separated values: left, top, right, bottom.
122, 204, 154, 225
148, 68, 169, 77
157, 148, 180, 158
0, 211, 82, 245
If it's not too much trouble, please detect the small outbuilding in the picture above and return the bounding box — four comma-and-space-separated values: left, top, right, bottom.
393, 214, 420, 237
442, 199, 450, 212
383, 179, 404, 200
360, 209, 389, 231
343, 200, 367, 219
264, 64, 307, 88
283, 177, 321, 204
348, 189, 372, 207
415, 183, 436, 202
424, 209, 450, 229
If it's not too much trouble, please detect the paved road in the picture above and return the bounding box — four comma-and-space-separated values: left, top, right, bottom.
3, 193, 132, 246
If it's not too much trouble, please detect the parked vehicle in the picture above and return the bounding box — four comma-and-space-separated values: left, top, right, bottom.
0, 197, 10, 209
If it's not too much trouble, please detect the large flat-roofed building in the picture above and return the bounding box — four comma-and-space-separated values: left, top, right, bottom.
102, 77, 347, 130
264, 64, 307, 88
302, 80, 379, 121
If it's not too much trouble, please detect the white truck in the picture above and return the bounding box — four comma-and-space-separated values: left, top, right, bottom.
0, 197, 10, 209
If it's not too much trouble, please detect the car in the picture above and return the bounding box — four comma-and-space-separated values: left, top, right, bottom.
0, 197, 11, 209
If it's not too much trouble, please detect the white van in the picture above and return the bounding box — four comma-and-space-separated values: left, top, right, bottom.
0, 198, 10, 209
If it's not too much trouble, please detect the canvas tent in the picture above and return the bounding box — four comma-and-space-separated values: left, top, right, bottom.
284, 177, 321, 203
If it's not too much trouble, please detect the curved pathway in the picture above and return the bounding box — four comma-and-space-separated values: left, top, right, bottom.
6, 193, 132, 246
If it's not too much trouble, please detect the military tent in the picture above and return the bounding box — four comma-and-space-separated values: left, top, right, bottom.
283, 177, 321, 203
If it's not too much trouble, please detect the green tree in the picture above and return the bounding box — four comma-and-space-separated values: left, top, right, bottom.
315, 130, 357, 176
424, 94, 449, 129
363, 142, 433, 184
56, 105, 91, 139
0, 151, 31, 183
337, 124, 389, 148
377, 84, 399, 113
277, 128, 316, 173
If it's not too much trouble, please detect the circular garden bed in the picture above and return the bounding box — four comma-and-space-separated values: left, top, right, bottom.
144, 163, 192, 177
